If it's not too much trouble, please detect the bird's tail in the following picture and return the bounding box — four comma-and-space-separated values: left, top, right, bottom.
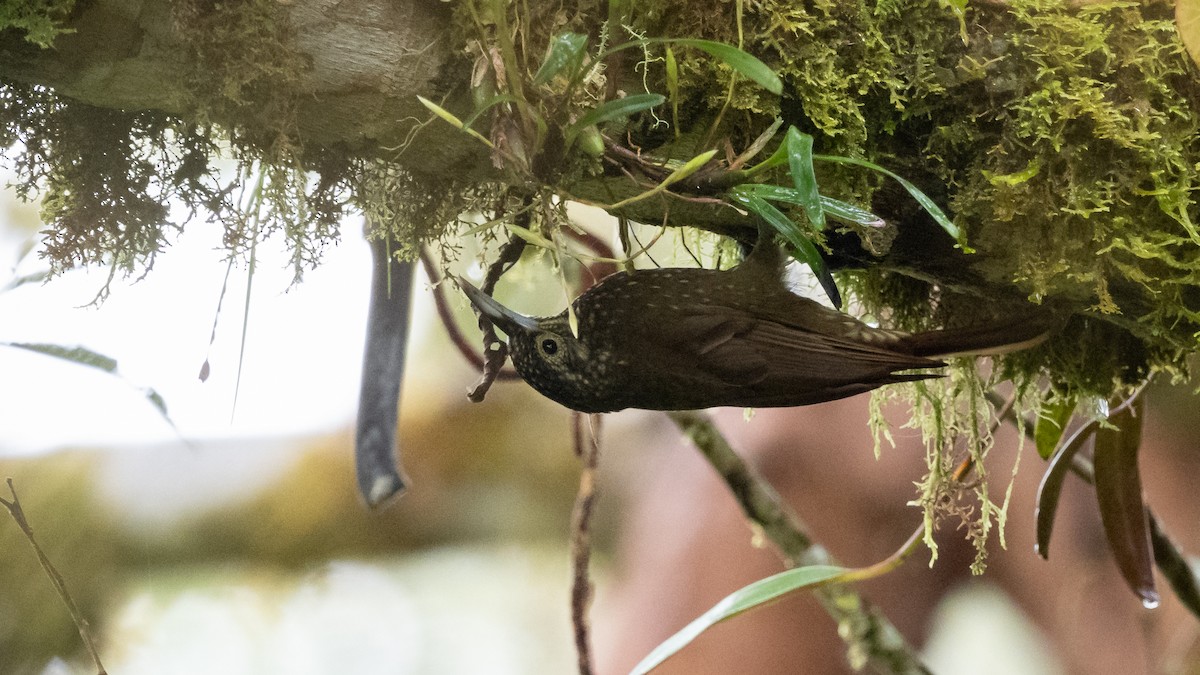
901, 313, 1061, 359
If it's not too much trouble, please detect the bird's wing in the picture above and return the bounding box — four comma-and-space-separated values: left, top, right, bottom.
660, 307, 941, 388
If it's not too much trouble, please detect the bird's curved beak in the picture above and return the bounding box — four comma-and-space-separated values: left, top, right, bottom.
455, 275, 541, 335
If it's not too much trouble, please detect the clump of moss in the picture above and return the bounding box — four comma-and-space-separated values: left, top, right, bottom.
0, 0, 75, 48
1, 0, 362, 285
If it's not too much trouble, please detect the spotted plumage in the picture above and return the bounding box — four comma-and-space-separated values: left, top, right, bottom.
458, 242, 1050, 414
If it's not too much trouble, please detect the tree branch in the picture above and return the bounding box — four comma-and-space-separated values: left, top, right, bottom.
667, 411, 932, 675
1, 478, 107, 675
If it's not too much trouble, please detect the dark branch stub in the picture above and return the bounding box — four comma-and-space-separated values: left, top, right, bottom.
466, 209, 530, 402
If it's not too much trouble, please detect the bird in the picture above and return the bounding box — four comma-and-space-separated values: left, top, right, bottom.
456, 236, 1052, 414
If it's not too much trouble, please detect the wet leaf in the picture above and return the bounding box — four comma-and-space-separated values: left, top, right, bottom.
783, 128, 826, 230
631, 565, 845, 674
1035, 422, 1096, 559
533, 32, 588, 85
1093, 396, 1158, 607
733, 183, 884, 228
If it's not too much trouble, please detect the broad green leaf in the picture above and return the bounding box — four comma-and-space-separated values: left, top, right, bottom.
631, 565, 845, 674
668, 39, 783, 95
533, 32, 588, 85
564, 93, 665, 145
1035, 396, 1076, 460
814, 154, 968, 250
1093, 396, 1158, 606
727, 187, 841, 308
784, 128, 826, 230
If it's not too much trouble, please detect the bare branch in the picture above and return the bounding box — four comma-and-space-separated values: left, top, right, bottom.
1, 479, 108, 675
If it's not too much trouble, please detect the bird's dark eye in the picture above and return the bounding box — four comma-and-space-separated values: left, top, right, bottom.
540, 338, 558, 355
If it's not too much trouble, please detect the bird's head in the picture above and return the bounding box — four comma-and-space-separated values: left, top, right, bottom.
457, 276, 604, 410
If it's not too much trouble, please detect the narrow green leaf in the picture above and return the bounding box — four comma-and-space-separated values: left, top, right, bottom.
7, 342, 118, 373
1035, 396, 1076, 460
1093, 396, 1158, 606
814, 154, 968, 250
533, 32, 588, 85
5, 342, 174, 426
784, 128, 826, 230
416, 95, 495, 148
668, 39, 783, 95
819, 197, 886, 228
565, 93, 665, 144
665, 46, 680, 137
631, 565, 845, 675
727, 188, 841, 308
607, 148, 717, 210
460, 93, 525, 130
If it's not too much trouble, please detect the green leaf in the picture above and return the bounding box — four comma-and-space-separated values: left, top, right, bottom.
417, 95, 496, 148
665, 46, 680, 137
4, 342, 173, 424
668, 39, 783, 95
730, 184, 884, 227
533, 32, 588, 85
631, 565, 846, 675
8, 343, 119, 372
819, 197, 885, 228
814, 154, 968, 250
784, 128, 826, 230
564, 93, 665, 145
460, 93, 525, 130
1035, 396, 1076, 460
607, 148, 717, 210
1093, 396, 1158, 606
727, 187, 841, 308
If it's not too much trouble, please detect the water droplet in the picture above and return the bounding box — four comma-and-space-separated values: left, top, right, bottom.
1140, 591, 1161, 610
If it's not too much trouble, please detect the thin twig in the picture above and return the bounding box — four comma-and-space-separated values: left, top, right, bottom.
569, 413, 602, 675
667, 411, 932, 675
1, 478, 107, 675
466, 196, 533, 402
419, 248, 520, 380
